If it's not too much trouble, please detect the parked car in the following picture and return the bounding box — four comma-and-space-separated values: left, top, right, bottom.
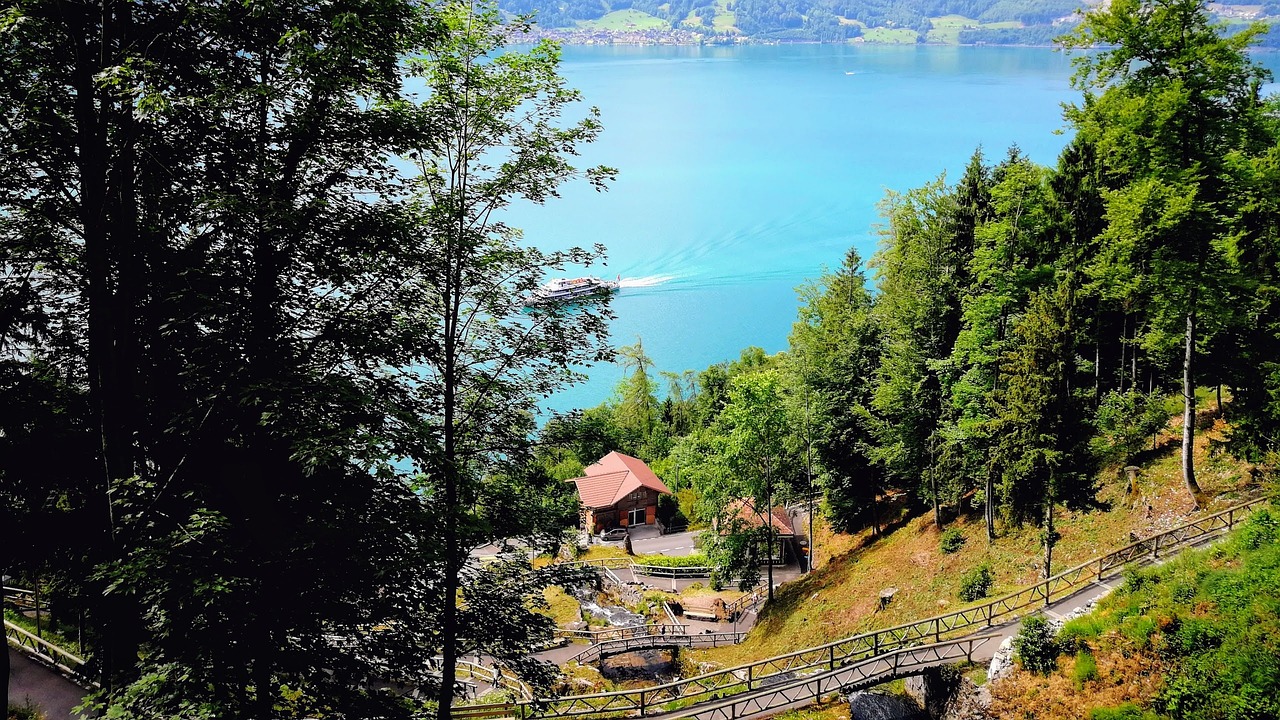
598, 527, 628, 542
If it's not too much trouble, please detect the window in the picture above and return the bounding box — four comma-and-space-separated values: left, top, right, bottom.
629, 507, 646, 526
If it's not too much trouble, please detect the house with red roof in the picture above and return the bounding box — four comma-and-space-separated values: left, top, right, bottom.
714, 498, 795, 564
569, 451, 672, 533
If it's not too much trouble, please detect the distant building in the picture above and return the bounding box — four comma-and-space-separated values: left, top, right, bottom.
569, 451, 672, 533
715, 498, 795, 564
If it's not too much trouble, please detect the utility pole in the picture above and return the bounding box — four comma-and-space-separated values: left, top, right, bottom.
804, 375, 815, 573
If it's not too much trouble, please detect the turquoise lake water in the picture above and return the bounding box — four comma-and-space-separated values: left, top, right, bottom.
505, 44, 1279, 413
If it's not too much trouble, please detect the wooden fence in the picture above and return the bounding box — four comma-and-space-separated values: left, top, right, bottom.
555, 624, 688, 643
4, 619, 95, 688
568, 631, 747, 665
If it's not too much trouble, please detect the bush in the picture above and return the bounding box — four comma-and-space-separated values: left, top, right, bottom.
632, 553, 710, 568
1088, 702, 1163, 720
1013, 614, 1060, 674
940, 527, 966, 554
1058, 614, 1105, 652
958, 564, 993, 601
1072, 649, 1098, 688
7, 701, 44, 720
1240, 508, 1279, 550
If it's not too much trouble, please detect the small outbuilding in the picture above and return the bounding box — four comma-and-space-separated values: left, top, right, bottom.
569, 451, 672, 533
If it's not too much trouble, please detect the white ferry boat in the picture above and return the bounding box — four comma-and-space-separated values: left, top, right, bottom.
528, 276, 619, 305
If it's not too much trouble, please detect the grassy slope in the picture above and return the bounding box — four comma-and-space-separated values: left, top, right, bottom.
696, 414, 1260, 666
861, 27, 920, 43
578, 9, 670, 31
989, 506, 1280, 720
680, 0, 738, 33
926, 15, 1023, 43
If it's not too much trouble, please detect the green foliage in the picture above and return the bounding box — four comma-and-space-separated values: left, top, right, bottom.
1240, 507, 1279, 550
1092, 390, 1169, 463
1055, 517, 1280, 720
632, 553, 711, 568
1088, 702, 1166, 720
1072, 649, 1098, 688
1013, 614, 1061, 674
1058, 614, 1106, 651
958, 563, 993, 601
7, 701, 44, 720
940, 527, 966, 554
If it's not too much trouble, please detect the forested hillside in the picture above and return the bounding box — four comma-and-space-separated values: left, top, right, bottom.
535, 0, 1280, 590
502, 0, 1280, 44
503, 0, 1087, 40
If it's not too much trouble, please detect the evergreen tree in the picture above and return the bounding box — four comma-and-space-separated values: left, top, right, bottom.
989, 281, 1096, 577
790, 249, 883, 534
1063, 0, 1275, 509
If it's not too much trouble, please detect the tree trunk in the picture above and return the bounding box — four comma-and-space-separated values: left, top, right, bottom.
984, 470, 995, 542
1042, 499, 1055, 605
765, 460, 775, 603
929, 455, 941, 529
1181, 309, 1203, 510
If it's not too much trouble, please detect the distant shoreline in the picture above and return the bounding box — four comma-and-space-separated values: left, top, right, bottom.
511, 28, 1067, 49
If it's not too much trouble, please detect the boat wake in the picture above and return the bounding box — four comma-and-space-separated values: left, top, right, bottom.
618, 274, 678, 288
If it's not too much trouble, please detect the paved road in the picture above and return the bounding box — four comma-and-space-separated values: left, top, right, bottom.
6, 648, 88, 718
628, 528, 700, 557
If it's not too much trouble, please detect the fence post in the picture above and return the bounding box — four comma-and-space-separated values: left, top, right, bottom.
1228, 508, 1235, 529
829, 645, 836, 671
639, 688, 647, 717
1097, 557, 1104, 582
934, 619, 940, 643
1152, 533, 1161, 559
746, 664, 753, 691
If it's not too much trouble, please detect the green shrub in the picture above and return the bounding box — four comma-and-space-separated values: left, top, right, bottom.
940, 527, 966, 554
1072, 649, 1098, 688
1121, 565, 1150, 594
632, 553, 710, 568
1240, 508, 1279, 550
1088, 702, 1163, 720
958, 563, 993, 601
1013, 614, 1060, 674
1121, 615, 1159, 649
1058, 614, 1105, 652
7, 701, 44, 720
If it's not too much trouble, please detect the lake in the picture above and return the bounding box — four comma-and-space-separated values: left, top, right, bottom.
503, 44, 1277, 413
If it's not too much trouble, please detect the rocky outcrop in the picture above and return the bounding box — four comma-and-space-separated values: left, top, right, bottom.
939, 677, 993, 720
847, 690, 926, 720
904, 667, 958, 718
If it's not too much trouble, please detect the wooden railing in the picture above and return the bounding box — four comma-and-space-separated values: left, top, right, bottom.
457, 494, 1271, 719
669, 634, 1000, 720
568, 631, 746, 665
630, 564, 715, 579
4, 619, 96, 688
555, 624, 688, 643
458, 660, 535, 701
723, 579, 768, 620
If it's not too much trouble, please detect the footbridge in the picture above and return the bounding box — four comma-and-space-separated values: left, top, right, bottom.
569, 630, 747, 664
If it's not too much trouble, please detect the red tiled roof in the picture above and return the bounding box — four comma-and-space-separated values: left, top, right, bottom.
570, 451, 671, 509
720, 498, 795, 535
